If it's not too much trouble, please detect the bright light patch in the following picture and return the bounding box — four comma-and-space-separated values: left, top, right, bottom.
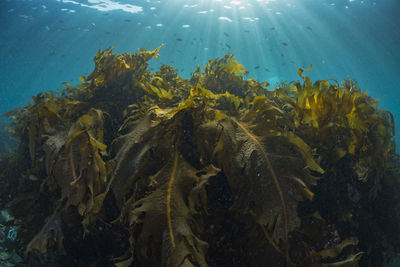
60, 0, 143, 13
243, 17, 254, 22
182, 24, 191, 28
218, 16, 233, 22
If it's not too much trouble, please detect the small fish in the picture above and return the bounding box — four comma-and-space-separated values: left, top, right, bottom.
281, 53, 284, 57
305, 26, 313, 31
224, 32, 230, 37
255, 66, 260, 69
264, 68, 270, 72
244, 30, 250, 33
124, 19, 132, 22
105, 31, 111, 35
225, 43, 231, 49
281, 42, 288, 46
270, 27, 275, 30
103, 13, 109, 16
176, 38, 183, 41
193, 56, 197, 60
177, 50, 183, 54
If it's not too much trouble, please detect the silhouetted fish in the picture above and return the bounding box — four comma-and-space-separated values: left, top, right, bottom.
255, 66, 260, 69
193, 56, 197, 60
281, 42, 288, 46
225, 43, 231, 49
270, 27, 275, 30
224, 32, 230, 37
176, 38, 183, 41
281, 53, 284, 57
306, 26, 313, 31
124, 19, 132, 22
244, 30, 250, 33
264, 68, 270, 72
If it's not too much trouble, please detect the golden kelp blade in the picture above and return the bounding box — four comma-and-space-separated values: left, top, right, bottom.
297, 64, 313, 78
138, 43, 165, 61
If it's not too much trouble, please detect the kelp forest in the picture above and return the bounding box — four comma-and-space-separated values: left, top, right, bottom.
1, 45, 400, 266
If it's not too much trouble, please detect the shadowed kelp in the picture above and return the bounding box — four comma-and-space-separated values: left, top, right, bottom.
1, 45, 400, 266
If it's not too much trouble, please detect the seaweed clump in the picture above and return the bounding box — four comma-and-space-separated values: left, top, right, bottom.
1, 45, 400, 267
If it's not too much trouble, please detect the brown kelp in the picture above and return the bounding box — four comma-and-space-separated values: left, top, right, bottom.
1, 45, 400, 266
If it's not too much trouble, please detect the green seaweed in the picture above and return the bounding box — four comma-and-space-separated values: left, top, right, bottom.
1, 45, 399, 267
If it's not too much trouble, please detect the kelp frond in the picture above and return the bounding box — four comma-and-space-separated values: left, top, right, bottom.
231, 117, 289, 259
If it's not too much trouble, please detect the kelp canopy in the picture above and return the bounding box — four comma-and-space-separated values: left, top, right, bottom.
2, 45, 400, 267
